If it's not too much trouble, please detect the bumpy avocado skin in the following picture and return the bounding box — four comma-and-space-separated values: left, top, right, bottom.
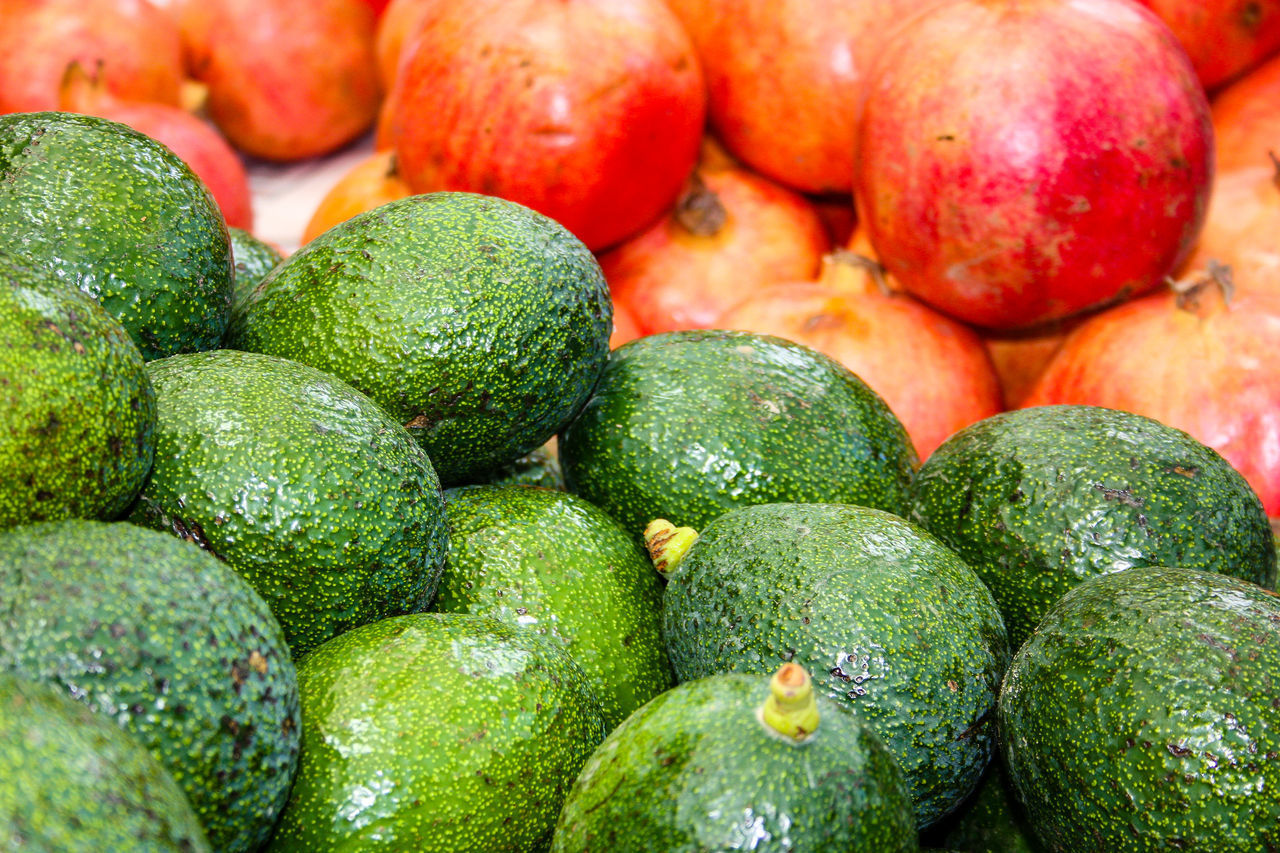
267, 612, 608, 853
228, 226, 283, 312
436, 484, 673, 729
0, 112, 233, 360
662, 501, 1009, 829
0, 520, 301, 853
128, 348, 450, 658
0, 256, 155, 528
552, 672, 918, 853
937, 762, 1044, 853
226, 191, 612, 486
559, 330, 919, 537
0, 672, 211, 853
908, 404, 1278, 650
999, 566, 1280, 852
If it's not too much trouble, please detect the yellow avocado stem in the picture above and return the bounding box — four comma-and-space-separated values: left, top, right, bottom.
761, 662, 820, 742
643, 519, 698, 577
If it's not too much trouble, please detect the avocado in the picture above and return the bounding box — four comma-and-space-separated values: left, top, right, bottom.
654, 501, 1009, 829
907, 404, 1278, 650
0, 111, 233, 360
999, 566, 1280, 851
435, 483, 672, 729
228, 226, 283, 312
476, 441, 565, 490
552, 663, 917, 852
0, 519, 300, 853
0, 671, 210, 853
128, 348, 450, 658
0, 254, 155, 529
266, 612, 608, 852
935, 762, 1044, 853
558, 330, 918, 536
226, 191, 612, 486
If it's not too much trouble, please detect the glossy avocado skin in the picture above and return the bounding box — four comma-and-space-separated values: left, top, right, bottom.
128, 348, 450, 658
0, 112, 233, 361
999, 566, 1280, 851
551, 672, 918, 853
228, 225, 283, 312
908, 404, 1278, 650
226, 191, 612, 486
268, 612, 607, 853
437, 483, 673, 729
662, 501, 1009, 829
0, 256, 155, 529
0, 672, 211, 853
559, 330, 919, 537
0, 520, 300, 853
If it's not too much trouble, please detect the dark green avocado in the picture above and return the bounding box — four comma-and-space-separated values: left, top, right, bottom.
999, 566, 1280, 851
228, 226, 283, 313
0, 519, 300, 853
908, 404, 1278, 650
0, 671, 210, 853
226, 191, 612, 486
0, 253, 155, 529
128, 348, 450, 658
0, 111, 233, 360
559, 329, 919, 536
551, 663, 918, 852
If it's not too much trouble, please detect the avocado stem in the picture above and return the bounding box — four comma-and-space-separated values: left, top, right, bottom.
760, 662, 820, 742
643, 519, 698, 577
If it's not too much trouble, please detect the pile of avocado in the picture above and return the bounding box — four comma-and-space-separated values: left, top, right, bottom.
3, 111, 1279, 853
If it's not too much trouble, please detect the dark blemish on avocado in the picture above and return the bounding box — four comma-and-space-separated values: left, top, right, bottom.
1166, 466, 1199, 478
1166, 743, 1192, 758
1093, 484, 1144, 507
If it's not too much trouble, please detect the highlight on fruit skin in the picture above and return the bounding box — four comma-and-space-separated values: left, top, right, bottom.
643, 518, 699, 576
759, 662, 821, 742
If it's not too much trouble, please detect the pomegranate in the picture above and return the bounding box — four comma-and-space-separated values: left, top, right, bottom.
301, 149, 411, 245
1178, 159, 1280, 294
1136, 0, 1280, 92
1211, 52, 1280, 172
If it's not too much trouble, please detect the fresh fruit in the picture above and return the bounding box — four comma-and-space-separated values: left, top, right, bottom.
378, 0, 706, 250
1177, 160, 1280, 294
1211, 52, 1280, 172
1000, 566, 1280, 851
128, 349, 449, 657
227, 226, 283, 310
1022, 269, 1280, 517
908, 404, 1278, 650
559, 329, 918, 536
228, 191, 612, 486
0, 671, 211, 853
654, 502, 1009, 828
268, 612, 608, 851
300, 148, 410, 244
552, 663, 918, 852
476, 441, 565, 490
436, 483, 673, 729
1136, 0, 1280, 91
937, 763, 1044, 853
855, 0, 1213, 330
0, 519, 300, 853
981, 322, 1072, 410
374, 0, 447, 88
0, 255, 155, 529
0, 111, 233, 360
178, 0, 380, 161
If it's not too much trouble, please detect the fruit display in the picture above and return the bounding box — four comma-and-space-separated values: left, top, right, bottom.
2, 0, 1280, 850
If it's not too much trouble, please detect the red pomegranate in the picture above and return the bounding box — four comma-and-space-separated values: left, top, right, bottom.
1023, 268, 1280, 517
377, 0, 706, 251
1136, 0, 1280, 92
855, 0, 1214, 331
602, 159, 831, 335
1212, 52, 1280, 172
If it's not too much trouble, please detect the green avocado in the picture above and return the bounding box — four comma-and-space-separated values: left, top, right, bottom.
0, 111, 233, 360
0, 519, 300, 853
436, 483, 672, 729
559, 330, 919, 536
936, 762, 1044, 853
552, 664, 917, 852
0, 672, 210, 853
128, 348, 450, 658
656, 501, 1009, 829
228, 226, 283, 312
999, 566, 1280, 851
267, 612, 608, 852
0, 254, 155, 529
907, 404, 1278, 650
226, 191, 612, 485
475, 442, 565, 490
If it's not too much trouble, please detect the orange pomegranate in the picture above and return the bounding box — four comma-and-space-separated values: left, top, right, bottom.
1211, 52, 1280, 172
1178, 160, 1280, 295
301, 149, 411, 245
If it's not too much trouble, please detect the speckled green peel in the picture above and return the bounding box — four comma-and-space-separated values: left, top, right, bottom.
999, 566, 1280, 851
0, 255, 155, 529
759, 662, 820, 741
0, 672, 211, 853
0, 112, 233, 360
228, 226, 283, 312
908, 404, 1278, 650
268, 612, 607, 852
0, 520, 300, 853
227, 191, 612, 485
128, 348, 450, 659
643, 518, 699, 577
661, 501, 1009, 829
551, 670, 918, 853
434, 484, 673, 730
